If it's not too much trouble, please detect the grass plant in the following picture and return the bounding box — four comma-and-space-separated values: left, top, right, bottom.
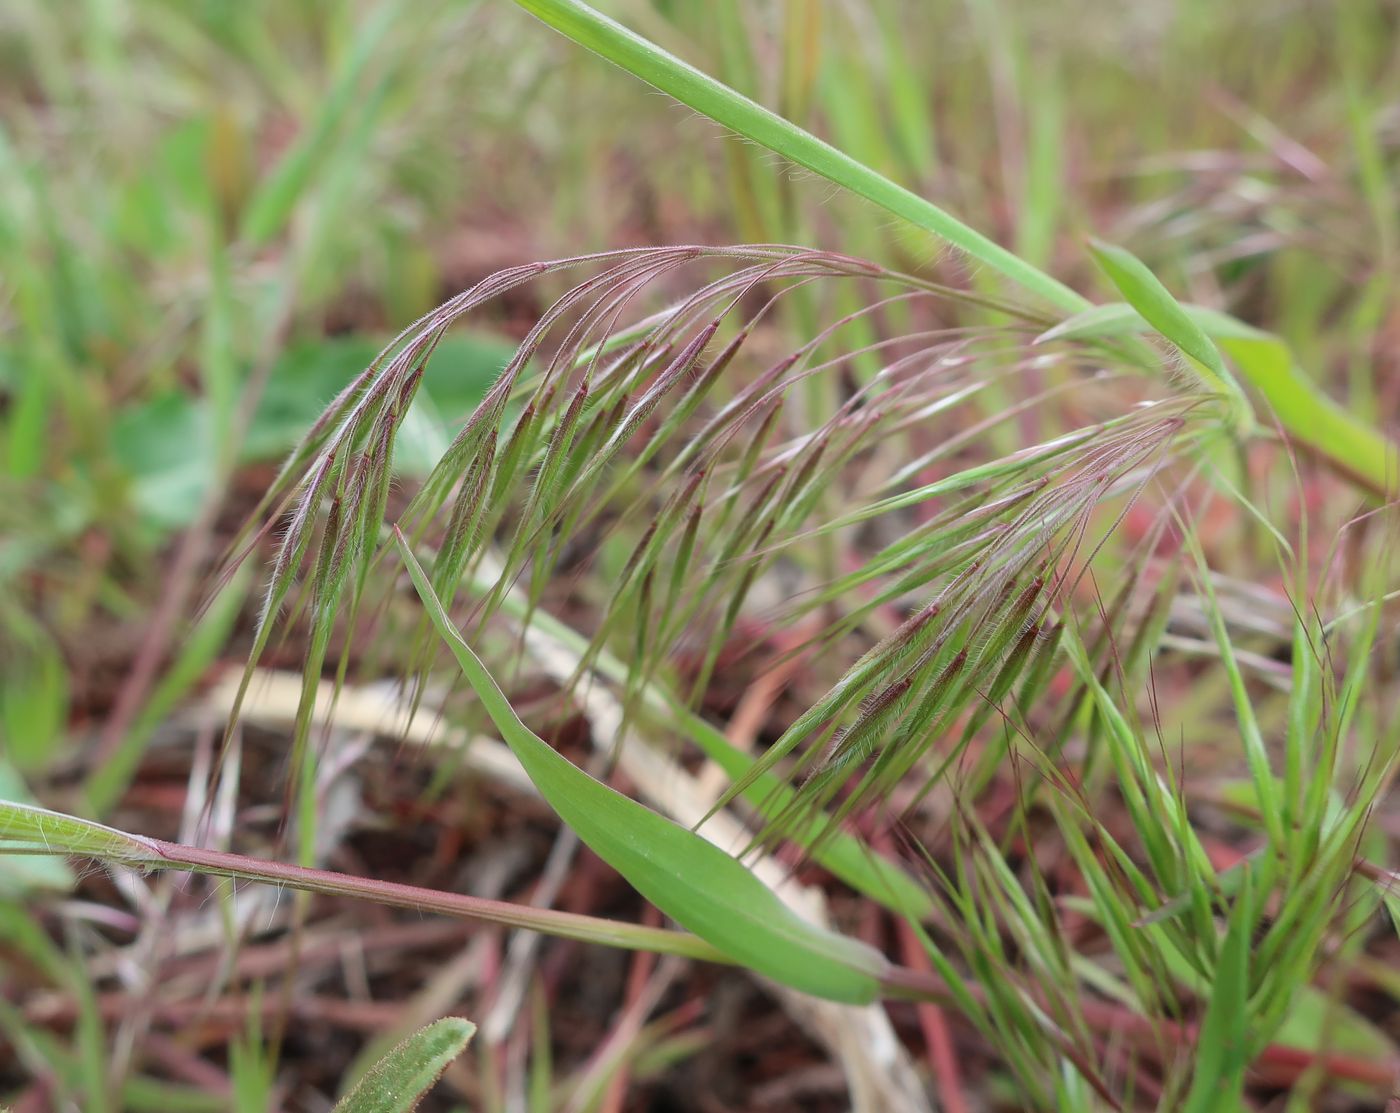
2, 2, 1399, 1110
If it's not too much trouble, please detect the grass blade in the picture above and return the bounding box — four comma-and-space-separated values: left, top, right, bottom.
1037, 300, 1399, 494
394, 528, 889, 1004
511, 0, 1087, 313
1180, 868, 1256, 1113
1087, 239, 1246, 420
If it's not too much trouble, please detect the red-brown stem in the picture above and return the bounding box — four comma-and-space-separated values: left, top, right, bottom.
599, 906, 662, 1113
28, 992, 405, 1034
142, 839, 726, 962
894, 906, 971, 1113
92, 836, 1400, 1096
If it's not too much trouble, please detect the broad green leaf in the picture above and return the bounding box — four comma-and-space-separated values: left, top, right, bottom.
247, 335, 513, 471
331, 1018, 475, 1113
396, 530, 888, 1004
110, 392, 216, 531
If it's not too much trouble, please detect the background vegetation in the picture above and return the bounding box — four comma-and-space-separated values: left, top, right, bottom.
1, 1, 1398, 1110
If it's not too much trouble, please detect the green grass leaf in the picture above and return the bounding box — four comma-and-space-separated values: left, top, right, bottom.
331, 1017, 475, 1113
1211, 327, 1398, 497
0, 799, 160, 863
512, 0, 1087, 313
479, 571, 935, 919
1181, 867, 1255, 1113
0, 763, 74, 896
1086, 239, 1246, 419
1036, 299, 1399, 494
395, 529, 889, 1004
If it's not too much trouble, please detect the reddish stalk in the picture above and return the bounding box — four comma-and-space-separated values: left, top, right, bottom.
597, 906, 664, 1113
893, 899, 971, 1113
135, 838, 726, 962
28, 993, 405, 1035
